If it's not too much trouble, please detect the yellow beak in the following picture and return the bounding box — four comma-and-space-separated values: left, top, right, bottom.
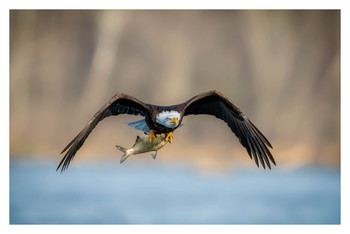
169, 118, 178, 125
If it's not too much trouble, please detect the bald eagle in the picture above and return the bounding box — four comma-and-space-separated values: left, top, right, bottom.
57, 90, 275, 172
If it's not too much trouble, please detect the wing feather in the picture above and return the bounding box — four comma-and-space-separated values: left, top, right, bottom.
57, 93, 149, 172
181, 90, 275, 169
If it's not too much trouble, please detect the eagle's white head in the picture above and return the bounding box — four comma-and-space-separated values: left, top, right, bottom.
156, 111, 181, 128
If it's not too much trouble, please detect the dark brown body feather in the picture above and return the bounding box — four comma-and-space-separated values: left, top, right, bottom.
57, 90, 275, 172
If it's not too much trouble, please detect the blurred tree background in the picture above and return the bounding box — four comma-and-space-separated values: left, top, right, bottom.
10, 10, 340, 170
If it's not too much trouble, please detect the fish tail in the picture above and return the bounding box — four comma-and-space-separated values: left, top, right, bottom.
115, 145, 130, 163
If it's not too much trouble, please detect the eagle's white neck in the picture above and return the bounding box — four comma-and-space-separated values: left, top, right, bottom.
156, 111, 181, 128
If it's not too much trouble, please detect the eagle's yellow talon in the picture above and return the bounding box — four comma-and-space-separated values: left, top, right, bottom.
165, 132, 174, 144
149, 130, 157, 142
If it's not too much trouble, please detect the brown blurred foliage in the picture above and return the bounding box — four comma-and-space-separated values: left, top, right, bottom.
10, 10, 340, 169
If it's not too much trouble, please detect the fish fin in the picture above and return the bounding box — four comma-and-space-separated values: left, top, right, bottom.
120, 153, 130, 163
115, 145, 129, 163
132, 136, 142, 148
115, 145, 127, 153
150, 151, 157, 160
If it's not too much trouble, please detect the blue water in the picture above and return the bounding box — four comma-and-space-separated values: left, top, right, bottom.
10, 159, 340, 224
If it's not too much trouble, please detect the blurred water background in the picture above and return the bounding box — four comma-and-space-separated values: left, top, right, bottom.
10, 159, 340, 224
9, 10, 340, 224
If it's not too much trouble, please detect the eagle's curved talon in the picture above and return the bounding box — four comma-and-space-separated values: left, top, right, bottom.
165, 132, 174, 144
149, 130, 157, 142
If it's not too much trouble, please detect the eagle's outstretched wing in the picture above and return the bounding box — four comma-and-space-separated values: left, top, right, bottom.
57, 93, 149, 172
181, 90, 275, 169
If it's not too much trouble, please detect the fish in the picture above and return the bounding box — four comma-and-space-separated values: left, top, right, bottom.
115, 134, 169, 163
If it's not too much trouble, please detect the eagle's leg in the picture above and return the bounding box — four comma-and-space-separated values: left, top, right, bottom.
149, 130, 157, 142
165, 132, 174, 144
